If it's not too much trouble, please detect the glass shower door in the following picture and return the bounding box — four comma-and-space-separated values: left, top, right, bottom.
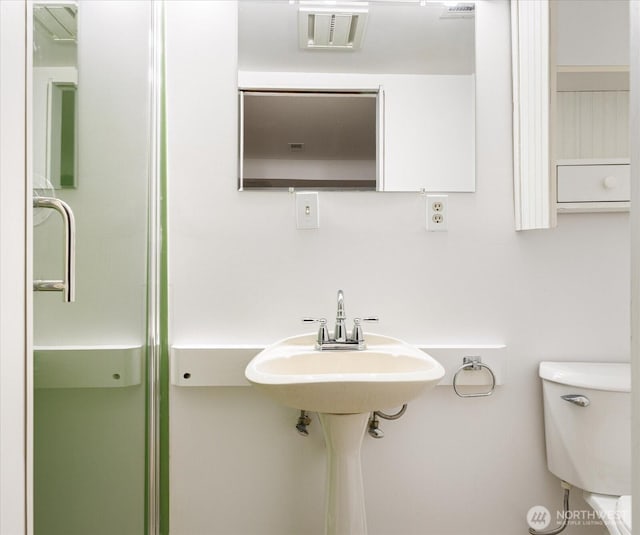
32, 2, 156, 533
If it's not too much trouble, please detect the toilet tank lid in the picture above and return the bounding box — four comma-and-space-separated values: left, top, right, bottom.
539, 362, 630, 392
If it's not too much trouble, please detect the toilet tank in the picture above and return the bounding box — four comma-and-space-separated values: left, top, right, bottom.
539, 362, 631, 496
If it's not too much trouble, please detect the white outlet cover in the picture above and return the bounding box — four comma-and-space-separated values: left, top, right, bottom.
295, 192, 320, 229
426, 194, 448, 232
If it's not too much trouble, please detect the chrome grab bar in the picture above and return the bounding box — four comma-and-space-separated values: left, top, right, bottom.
33, 197, 76, 302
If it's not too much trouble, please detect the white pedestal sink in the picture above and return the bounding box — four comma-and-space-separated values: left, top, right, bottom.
245, 333, 445, 535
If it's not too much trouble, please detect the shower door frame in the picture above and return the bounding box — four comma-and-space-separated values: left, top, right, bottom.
0, 1, 164, 534
0, 0, 28, 533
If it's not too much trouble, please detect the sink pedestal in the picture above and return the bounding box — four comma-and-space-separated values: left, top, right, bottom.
319, 412, 370, 535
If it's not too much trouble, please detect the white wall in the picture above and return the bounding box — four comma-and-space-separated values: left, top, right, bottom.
556, 0, 629, 66
166, 2, 626, 534
556, 90, 629, 159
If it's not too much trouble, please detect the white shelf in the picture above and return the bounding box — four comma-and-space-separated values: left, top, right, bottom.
34, 345, 143, 389
557, 158, 629, 166
170, 344, 507, 388
557, 201, 629, 213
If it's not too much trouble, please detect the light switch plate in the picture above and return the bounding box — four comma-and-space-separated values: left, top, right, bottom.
295, 192, 320, 229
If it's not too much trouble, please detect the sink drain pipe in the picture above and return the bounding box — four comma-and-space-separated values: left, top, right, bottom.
528, 480, 571, 535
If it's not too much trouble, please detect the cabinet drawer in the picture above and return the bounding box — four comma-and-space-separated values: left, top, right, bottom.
557, 164, 630, 203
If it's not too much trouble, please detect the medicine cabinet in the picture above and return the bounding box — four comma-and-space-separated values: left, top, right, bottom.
511, 0, 630, 230
552, 0, 630, 213
237, 0, 476, 193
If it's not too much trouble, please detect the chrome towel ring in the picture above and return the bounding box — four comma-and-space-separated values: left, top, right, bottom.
452, 356, 496, 398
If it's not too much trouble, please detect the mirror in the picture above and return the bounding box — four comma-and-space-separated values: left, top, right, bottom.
33, 2, 78, 190
238, 0, 476, 192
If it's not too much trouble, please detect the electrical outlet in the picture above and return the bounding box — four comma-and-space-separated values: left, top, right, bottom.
426, 194, 448, 231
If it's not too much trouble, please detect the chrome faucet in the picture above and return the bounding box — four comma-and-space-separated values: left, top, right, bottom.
334, 290, 347, 342
303, 290, 378, 351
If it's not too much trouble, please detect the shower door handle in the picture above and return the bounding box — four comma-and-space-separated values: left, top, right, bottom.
33, 197, 76, 302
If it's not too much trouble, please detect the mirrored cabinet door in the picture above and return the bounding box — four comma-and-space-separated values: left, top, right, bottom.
552, 0, 630, 213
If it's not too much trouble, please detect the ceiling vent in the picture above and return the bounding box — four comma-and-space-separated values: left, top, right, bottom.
34, 4, 77, 41
440, 3, 475, 19
298, 4, 368, 50
289, 142, 305, 152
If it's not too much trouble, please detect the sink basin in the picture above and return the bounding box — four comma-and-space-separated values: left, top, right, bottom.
245, 333, 445, 414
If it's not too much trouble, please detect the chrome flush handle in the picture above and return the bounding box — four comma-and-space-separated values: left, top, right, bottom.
561, 394, 590, 407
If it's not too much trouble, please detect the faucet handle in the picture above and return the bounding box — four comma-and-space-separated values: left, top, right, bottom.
302, 317, 327, 323
302, 317, 330, 345
352, 317, 379, 343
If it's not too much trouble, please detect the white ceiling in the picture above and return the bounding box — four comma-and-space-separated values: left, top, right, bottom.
238, 0, 475, 75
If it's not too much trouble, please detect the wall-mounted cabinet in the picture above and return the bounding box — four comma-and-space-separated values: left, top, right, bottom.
552, 0, 630, 213
557, 158, 630, 209
510, 0, 630, 227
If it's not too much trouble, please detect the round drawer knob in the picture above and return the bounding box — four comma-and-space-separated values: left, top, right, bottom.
603, 175, 617, 190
